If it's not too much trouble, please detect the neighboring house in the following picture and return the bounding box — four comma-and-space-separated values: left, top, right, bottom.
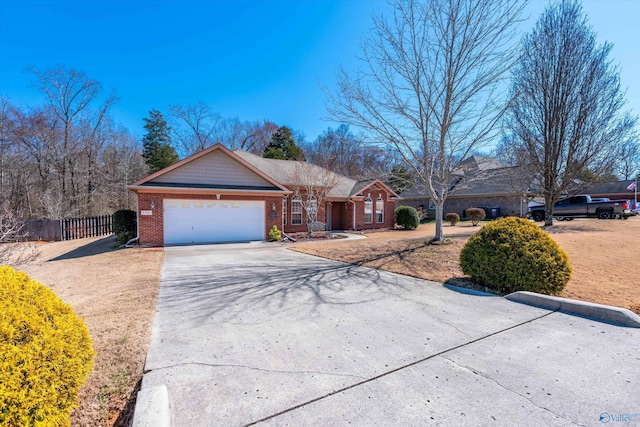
579, 180, 638, 203
128, 144, 399, 245
400, 156, 536, 219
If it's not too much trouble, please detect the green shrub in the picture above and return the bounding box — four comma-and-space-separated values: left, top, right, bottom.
465, 207, 486, 226
394, 206, 420, 230
116, 230, 136, 246
268, 225, 282, 241
444, 212, 460, 226
113, 209, 136, 234
0, 267, 95, 426
460, 217, 572, 295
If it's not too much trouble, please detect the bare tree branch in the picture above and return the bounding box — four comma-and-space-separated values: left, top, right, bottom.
289, 163, 339, 226
327, 0, 526, 240
505, 0, 638, 225
169, 101, 222, 157
0, 208, 40, 266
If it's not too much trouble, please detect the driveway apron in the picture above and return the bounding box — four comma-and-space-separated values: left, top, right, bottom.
139, 243, 640, 426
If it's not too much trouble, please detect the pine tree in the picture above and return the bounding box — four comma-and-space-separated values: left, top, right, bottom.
388, 164, 414, 194
263, 126, 305, 160
142, 110, 179, 173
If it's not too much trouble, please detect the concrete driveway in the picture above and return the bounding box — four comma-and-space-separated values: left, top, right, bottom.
137, 243, 640, 426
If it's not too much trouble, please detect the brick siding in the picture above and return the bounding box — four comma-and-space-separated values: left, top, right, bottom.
400, 195, 527, 219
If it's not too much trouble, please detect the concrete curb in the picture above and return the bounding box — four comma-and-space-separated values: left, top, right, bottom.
505, 291, 640, 328
132, 384, 170, 427
443, 283, 497, 297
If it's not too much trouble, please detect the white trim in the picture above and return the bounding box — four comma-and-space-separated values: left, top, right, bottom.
376, 197, 384, 223
364, 197, 373, 224
350, 200, 357, 230
129, 185, 289, 196
291, 195, 303, 225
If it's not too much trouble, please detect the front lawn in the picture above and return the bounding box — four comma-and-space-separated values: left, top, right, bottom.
291, 217, 640, 314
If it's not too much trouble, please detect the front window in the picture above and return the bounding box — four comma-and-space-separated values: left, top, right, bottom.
376, 197, 384, 223
364, 197, 373, 224
292, 196, 302, 225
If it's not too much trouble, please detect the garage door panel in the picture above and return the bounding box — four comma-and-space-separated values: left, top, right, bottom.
163, 200, 265, 245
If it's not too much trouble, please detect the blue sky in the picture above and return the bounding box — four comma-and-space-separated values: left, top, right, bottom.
1, 0, 639, 143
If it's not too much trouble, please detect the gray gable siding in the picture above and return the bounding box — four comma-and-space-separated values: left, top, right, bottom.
150, 149, 276, 188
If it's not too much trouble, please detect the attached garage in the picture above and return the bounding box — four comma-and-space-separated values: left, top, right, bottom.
163, 200, 265, 245
128, 144, 290, 246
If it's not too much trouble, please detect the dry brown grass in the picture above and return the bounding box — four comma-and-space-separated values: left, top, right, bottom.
20, 235, 164, 427
291, 217, 640, 314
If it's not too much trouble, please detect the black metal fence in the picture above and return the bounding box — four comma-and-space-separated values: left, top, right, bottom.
62, 215, 113, 240
23, 215, 114, 241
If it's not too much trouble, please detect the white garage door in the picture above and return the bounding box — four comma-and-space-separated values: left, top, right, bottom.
163, 200, 265, 245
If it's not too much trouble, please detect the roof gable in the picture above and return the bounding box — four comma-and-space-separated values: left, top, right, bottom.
456, 155, 506, 172
350, 179, 401, 199
130, 144, 288, 191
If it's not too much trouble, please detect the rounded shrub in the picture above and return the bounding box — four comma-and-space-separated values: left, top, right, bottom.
444, 212, 460, 226
0, 266, 95, 426
113, 209, 136, 234
460, 217, 571, 295
465, 207, 486, 226
268, 225, 282, 241
394, 205, 420, 230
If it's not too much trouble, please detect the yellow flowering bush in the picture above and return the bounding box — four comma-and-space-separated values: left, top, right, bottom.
0, 266, 94, 426
460, 217, 572, 295
268, 225, 282, 241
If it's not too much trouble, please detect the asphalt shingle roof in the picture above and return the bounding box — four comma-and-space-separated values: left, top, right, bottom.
580, 180, 637, 195
402, 165, 536, 199
234, 150, 361, 199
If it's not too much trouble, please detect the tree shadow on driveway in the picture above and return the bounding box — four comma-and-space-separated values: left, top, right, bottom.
156, 251, 422, 325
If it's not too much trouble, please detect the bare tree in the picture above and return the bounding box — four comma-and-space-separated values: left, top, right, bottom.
6, 105, 59, 217
0, 98, 12, 210
29, 65, 118, 216
0, 207, 39, 266
77, 105, 118, 215
615, 140, 640, 180
328, 0, 526, 241
506, 0, 637, 225
303, 124, 393, 180
289, 163, 339, 225
226, 119, 279, 154
95, 127, 148, 212
169, 101, 222, 157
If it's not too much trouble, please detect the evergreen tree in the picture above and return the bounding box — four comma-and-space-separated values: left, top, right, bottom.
387, 164, 414, 194
263, 126, 305, 160
142, 109, 179, 173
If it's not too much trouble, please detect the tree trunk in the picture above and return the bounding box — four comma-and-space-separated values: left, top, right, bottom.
434, 200, 444, 241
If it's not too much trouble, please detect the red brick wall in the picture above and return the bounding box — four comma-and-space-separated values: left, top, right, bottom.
136, 192, 281, 246
354, 186, 396, 231
282, 192, 328, 234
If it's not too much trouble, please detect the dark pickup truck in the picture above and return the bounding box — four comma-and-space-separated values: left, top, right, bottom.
528, 195, 635, 221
